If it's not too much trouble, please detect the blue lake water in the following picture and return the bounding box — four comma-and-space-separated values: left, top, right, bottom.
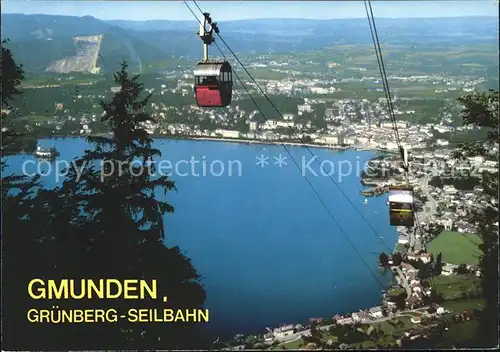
3, 138, 397, 338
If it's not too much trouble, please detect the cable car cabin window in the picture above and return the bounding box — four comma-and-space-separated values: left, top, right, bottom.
197, 76, 218, 85
220, 71, 230, 83
390, 212, 413, 219
389, 202, 412, 210
390, 213, 414, 226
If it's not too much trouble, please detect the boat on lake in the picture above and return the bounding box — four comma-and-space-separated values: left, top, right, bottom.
34, 145, 60, 159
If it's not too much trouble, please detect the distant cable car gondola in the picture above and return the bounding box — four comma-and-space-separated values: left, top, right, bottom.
193, 13, 232, 107
388, 186, 415, 227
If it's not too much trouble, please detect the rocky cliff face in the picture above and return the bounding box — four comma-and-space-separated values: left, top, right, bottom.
46, 35, 103, 74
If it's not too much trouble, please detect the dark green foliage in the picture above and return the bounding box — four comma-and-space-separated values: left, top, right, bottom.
2, 15, 169, 74
2, 61, 208, 349
475, 206, 499, 348
311, 104, 327, 130
453, 90, 499, 159
417, 263, 430, 279
458, 90, 499, 141
379, 252, 390, 267
235, 117, 250, 133
481, 170, 499, 197
1, 38, 27, 156
455, 264, 468, 275
434, 252, 443, 275
452, 90, 499, 348
329, 323, 367, 344
5, 37, 77, 73
391, 252, 403, 266
450, 140, 488, 159
1, 39, 25, 108
428, 176, 481, 190
1, 38, 37, 193
407, 259, 423, 270
303, 135, 313, 143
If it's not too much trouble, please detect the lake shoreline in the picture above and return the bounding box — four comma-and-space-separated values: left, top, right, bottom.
34, 133, 398, 155
13, 135, 404, 340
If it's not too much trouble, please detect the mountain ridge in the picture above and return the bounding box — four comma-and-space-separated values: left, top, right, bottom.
1, 13, 497, 74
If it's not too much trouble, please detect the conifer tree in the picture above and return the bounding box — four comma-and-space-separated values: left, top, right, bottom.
2, 42, 47, 348
452, 89, 499, 348
54, 62, 206, 349
1, 38, 26, 157
2, 62, 208, 349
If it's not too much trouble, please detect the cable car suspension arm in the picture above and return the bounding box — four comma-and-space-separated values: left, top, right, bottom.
198, 12, 219, 61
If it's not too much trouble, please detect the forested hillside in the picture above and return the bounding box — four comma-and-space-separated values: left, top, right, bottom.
1, 14, 498, 74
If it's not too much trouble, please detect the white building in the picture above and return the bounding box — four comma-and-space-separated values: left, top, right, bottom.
398, 238, 410, 245
264, 333, 274, 342
337, 316, 354, 325
369, 306, 383, 319
317, 135, 339, 145
276, 121, 292, 128
386, 142, 399, 150
443, 185, 458, 195
351, 312, 362, 322
443, 218, 453, 231
215, 129, 240, 139
436, 139, 449, 146
442, 263, 459, 276
410, 316, 422, 324
297, 104, 313, 115
387, 301, 397, 310
262, 120, 278, 130
420, 253, 432, 264
273, 324, 294, 339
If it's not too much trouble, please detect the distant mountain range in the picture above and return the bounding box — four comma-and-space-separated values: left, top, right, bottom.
1, 14, 498, 74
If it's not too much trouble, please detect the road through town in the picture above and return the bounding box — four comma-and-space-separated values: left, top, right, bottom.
265, 307, 430, 347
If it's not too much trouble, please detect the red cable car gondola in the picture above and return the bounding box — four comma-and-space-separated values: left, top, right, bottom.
193, 13, 233, 108
194, 61, 232, 107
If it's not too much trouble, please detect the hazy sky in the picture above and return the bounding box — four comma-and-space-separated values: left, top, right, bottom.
1, 1, 498, 21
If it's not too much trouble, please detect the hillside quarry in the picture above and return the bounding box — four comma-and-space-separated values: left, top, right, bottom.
46, 35, 103, 74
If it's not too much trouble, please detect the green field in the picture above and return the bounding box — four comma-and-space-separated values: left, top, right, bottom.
263, 44, 497, 77
373, 316, 414, 335
441, 298, 485, 313
20, 115, 53, 123
438, 299, 484, 347
427, 231, 483, 265
440, 320, 479, 348
272, 338, 302, 350
433, 275, 482, 301
275, 316, 415, 350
